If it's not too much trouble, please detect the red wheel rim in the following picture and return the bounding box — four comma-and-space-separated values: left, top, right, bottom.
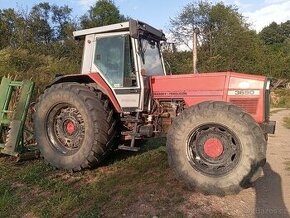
204, 138, 224, 158
66, 121, 76, 135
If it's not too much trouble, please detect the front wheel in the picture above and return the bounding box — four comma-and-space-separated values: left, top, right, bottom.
167, 101, 266, 196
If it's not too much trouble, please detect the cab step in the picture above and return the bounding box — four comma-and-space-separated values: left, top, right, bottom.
119, 112, 140, 151
121, 131, 141, 137
118, 145, 140, 152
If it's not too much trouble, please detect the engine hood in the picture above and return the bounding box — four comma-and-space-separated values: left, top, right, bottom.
150, 72, 267, 123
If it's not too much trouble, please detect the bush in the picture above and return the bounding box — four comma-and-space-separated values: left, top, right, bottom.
0, 47, 80, 96
271, 89, 290, 108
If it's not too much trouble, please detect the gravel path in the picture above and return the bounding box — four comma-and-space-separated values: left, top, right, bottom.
259, 109, 290, 218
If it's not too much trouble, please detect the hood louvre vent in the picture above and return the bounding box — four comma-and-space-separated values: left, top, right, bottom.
230, 99, 258, 114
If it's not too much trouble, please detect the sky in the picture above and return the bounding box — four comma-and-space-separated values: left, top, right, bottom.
1, 0, 290, 32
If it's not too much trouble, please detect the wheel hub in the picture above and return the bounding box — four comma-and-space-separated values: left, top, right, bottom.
65, 120, 76, 135
204, 138, 224, 158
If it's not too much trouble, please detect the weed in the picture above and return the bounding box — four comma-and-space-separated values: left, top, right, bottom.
285, 161, 290, 171
283, 116, 290, 129
78, 207, 101, 218
270, 108, 285, 114
210, 211, 232, 218
0, 182, 18, 217
272, 90, 290, 108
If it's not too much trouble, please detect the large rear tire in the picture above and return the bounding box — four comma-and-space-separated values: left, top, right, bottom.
33, 82, 118, 171
167, 101, 266, 196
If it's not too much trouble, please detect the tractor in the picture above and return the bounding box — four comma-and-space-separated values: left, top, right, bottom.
1, 20, 276, 196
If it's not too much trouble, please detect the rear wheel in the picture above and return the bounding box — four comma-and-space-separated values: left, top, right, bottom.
167, 101, 266, 195
33, 82, 118, 171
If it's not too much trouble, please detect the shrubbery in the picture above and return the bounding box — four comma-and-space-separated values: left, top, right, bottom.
0, 47, 80, 95
271, 89, 290, 108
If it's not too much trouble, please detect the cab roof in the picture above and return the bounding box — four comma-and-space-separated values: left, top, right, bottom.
73, 19, 166, 42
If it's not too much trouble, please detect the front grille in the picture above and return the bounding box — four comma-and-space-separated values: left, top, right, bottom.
230, 99, 258, 114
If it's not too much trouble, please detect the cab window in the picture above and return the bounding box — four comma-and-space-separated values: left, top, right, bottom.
140, 38, 165, 76
94, 35, 137, 88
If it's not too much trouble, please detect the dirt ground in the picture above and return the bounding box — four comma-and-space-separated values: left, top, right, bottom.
180, 109, 290, 218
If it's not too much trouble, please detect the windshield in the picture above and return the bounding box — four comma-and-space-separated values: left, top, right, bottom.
140, 38, 165, 76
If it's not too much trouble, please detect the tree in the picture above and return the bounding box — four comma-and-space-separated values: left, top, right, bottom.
28, 2, 53, 44
169, 1, 265, 74
80, 0, 127, 28
170, 1, 211, 51
259, 22, 285, 45
0, 8, 28, 48
51, 5, 74, 40
0, 9, 15, 48
259, 21, 290, 79
163, 50, 192, 74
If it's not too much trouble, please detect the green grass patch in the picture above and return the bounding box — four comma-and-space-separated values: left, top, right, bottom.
34, 190, 83, 217
283, 116, 290, 129
78, 207, 101, 218
285, 161, 290, 171
210, 211, 232, 218
0, 182, 19, 217
17, 161, 53, 186
270, 108, 285, 114
272, 89, 290, 108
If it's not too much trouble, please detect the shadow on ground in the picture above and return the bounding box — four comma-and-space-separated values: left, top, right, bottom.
100, 137, 166, 166
254, 163, 290, 218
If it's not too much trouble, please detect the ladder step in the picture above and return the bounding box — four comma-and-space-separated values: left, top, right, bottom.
120, 118, 140, 122
118, 145, 140, 152
121, 131, 141, 137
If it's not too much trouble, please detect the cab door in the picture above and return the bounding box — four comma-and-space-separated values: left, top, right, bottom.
91, 33, 142, 112
137, 37, 167, 111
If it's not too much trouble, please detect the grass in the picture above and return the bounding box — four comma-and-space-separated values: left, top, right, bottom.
283, 116, 290, 129
0, 182, 19, 217
0, 138, 231, 217
270, 108, 285, 114
271, 89, 290, 108
285, 161, 290, 171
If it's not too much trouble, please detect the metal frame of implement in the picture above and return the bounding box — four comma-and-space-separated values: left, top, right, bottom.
0, 77, 36, 159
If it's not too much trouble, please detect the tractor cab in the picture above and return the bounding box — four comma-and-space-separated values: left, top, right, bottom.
73, 20, 167, 112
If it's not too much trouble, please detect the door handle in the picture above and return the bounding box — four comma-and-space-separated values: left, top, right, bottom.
129, 89, 139, 93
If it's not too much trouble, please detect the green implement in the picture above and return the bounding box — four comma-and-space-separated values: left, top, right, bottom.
0, 76, 35, 158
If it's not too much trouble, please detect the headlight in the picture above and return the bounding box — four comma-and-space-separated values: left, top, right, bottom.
238, 81, 250, 89
266, 79, 271, 90
264, 79, 271, 121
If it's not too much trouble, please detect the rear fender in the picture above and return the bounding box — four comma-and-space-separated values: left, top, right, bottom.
48, 73, 122, 112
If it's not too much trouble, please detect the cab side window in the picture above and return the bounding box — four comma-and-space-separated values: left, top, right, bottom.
94, 35, 137, 88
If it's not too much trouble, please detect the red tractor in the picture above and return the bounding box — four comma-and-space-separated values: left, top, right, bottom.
33, 20, 275, 195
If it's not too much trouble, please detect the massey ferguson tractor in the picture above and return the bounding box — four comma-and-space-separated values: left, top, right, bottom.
0, 20, 276, 196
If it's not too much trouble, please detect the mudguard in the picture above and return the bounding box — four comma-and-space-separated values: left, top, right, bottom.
48, 73, 122, 112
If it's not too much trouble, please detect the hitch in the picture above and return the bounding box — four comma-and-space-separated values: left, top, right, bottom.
0, 76, 38, 160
